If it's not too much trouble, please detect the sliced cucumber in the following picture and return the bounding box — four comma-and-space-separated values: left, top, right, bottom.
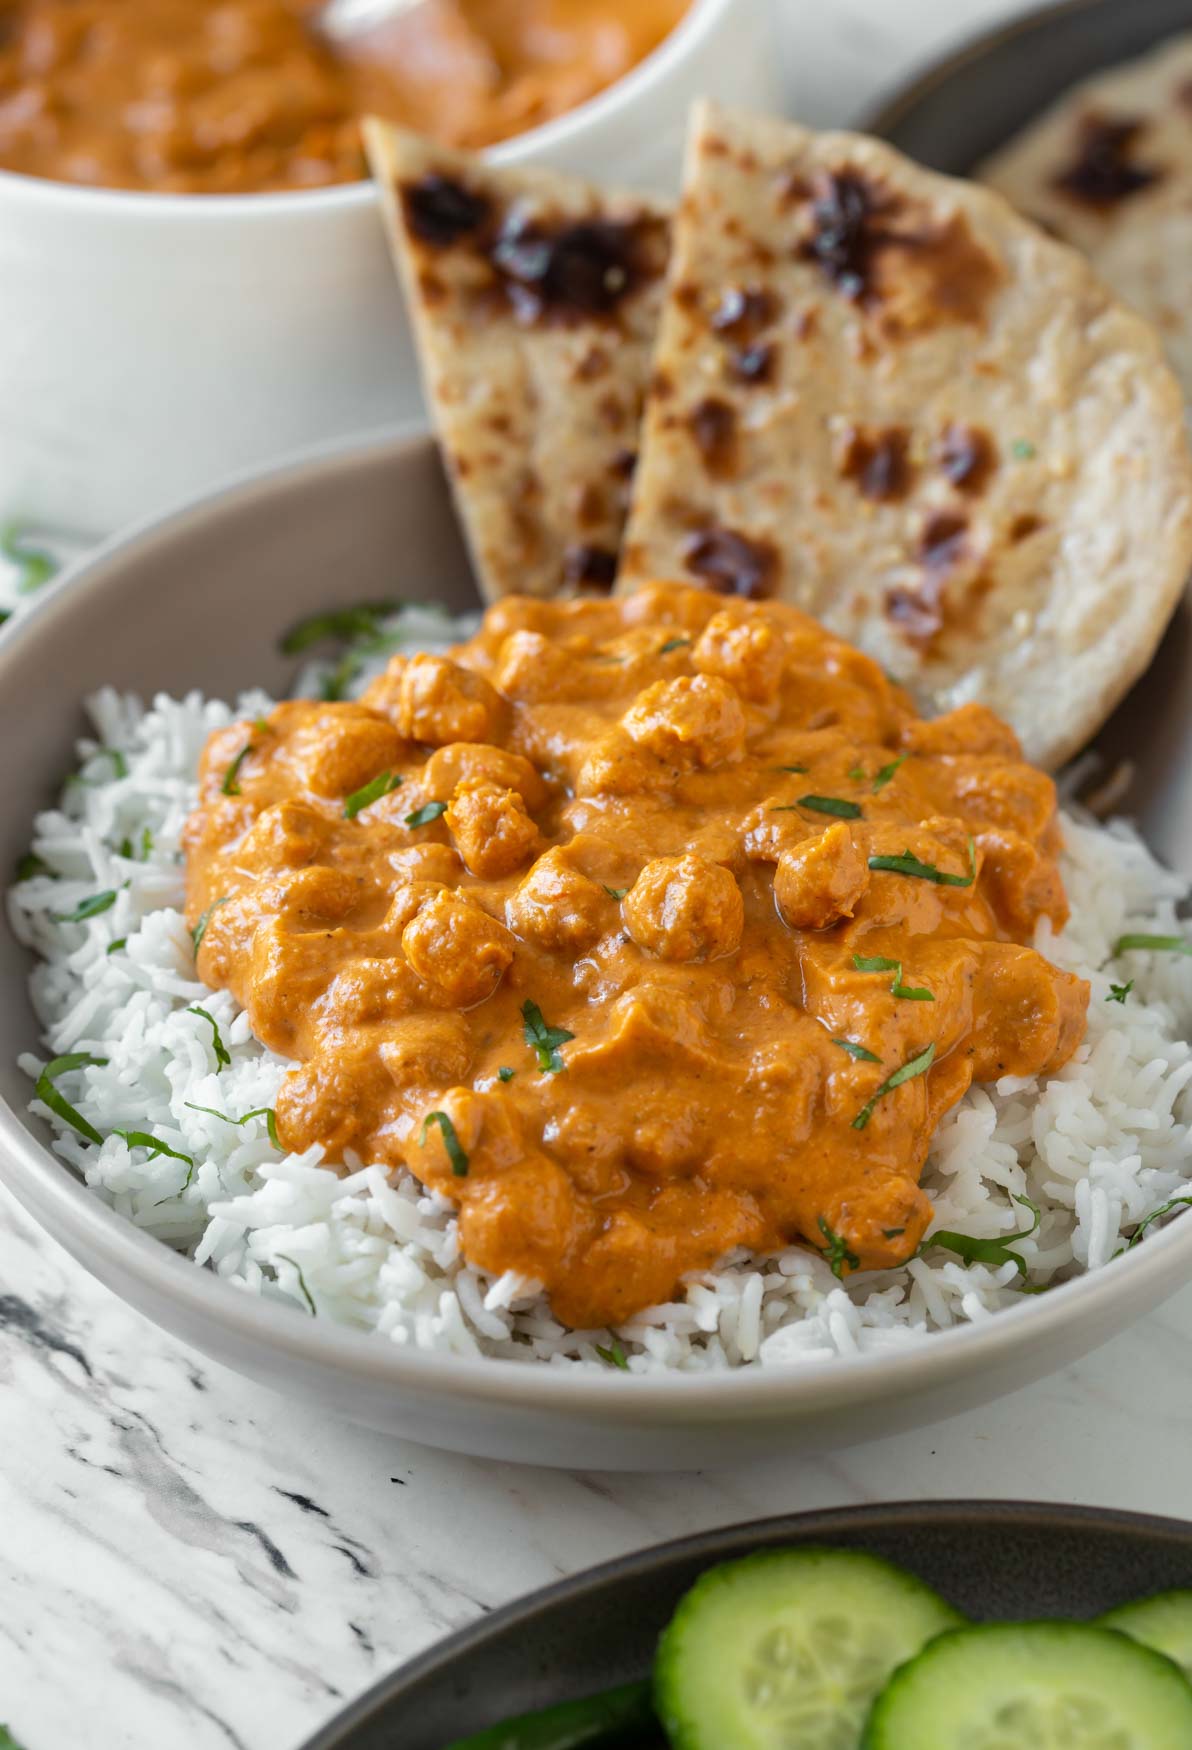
654, 1547, 964, 1750
862, 1620, 1192, 1748
1101, 1590, 1192, 1683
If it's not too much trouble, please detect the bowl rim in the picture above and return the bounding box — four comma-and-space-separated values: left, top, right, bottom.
300, 1499, 1192, 1749
862, 0, 1125, 139
2, 423, 1192, 1422
0, 0, 731, 219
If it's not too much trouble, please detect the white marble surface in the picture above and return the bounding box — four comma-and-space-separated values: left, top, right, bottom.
4, 3, 1192, 1748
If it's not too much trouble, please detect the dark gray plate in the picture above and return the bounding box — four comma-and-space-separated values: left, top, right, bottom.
869, 0, 1192, 174
303, 1501, 1192, 1749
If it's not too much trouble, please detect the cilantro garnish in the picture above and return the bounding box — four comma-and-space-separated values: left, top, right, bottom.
319, 652, 363, 702
603, 885, 628, 901
868, 839, 976, 887
405, 800, 448, 828
277, 1253, 316, 1316
1114, 934, 1192, 957
497, 1066, 515, 1083
221, 741, 256, 797
816, 1216, 860, 1280
16, 852, 50, 881
53, 889, 118, 924
921, 1194, 1041, 1280
35, 1052, 108, 1145
773, 764, 809, 774
522, 999, 574, 1074
832, 1036, 881, 1063
852, 1041, 936, 1130
106, 938, 127, 956
420, 1110, 469, 1177
659, 637, 691, 655
344, 771, 402, 819
191, 896, 229, 954
872, 755, 907, 793
116, 1130, 195, 1174
67, 747, 129, 787
1125, 1195, 1192, 1251
188, 1005, 231, 1068
279, 600, 399, 655
797, 794, 863, 820
184, 1102, 279, 1148
1106, 981, 1134, 1005
852, 952, 933, 1002
596, 1340, 630, 1370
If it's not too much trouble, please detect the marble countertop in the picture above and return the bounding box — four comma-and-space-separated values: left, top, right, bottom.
4, 3, 1192, 1748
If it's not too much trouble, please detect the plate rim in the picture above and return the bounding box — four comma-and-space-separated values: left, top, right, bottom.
300, 1497, 1192, 1748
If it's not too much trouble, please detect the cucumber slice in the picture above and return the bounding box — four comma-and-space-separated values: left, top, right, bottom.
862, 1620, 1192, 1748
654, 1547, 964, 1750
1101, 1590, 1192, 1682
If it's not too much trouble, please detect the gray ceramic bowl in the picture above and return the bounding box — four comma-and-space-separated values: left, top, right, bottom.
2, 431, 1191, 1472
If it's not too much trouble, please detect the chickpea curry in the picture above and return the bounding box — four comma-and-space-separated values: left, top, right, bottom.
0, 0, 688, 194
184, 583, 1088, 1331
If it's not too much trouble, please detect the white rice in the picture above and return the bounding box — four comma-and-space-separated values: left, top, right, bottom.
8, 664, 1192, 1373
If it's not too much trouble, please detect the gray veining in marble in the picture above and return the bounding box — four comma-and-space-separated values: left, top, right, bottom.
3, 4, 1190, 1747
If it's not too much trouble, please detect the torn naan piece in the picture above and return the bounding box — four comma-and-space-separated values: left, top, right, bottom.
620, 103, 1192, 769
365, 120, 670, 600
982, 33, 1192, 402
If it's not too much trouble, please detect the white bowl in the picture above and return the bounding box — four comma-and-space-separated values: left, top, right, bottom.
0, 0, 779, 539
2, 429, 1191, 1472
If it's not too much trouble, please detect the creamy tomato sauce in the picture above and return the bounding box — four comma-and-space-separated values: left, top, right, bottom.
0, 0, 688, 193
184, 583, 1088, 1330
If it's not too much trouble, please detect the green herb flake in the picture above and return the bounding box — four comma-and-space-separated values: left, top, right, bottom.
0, 1722, 31, 1750
116, 1130, 194, 1172
221, 741, 256, 797
106, 938, 128, 956
117, 836, 133, 859
1106, 981, 1134, 1005
188, 1005, 231, 1068
522, 999, 575, 1074
280, 600, 398, 655
344, 770, 403, 819
603, 885, 628, 901
1126, 1195, 1192, 1250
184, 1101, 279, 1148
0, 609, 9, 628
420, 1110, 469, 1177
659, 636, 691, 655
882, 1227, 906, 1240
16, 851, 50, 881
35, 1052, 108, 1146
773, 764, 809, 774
1011, 438, 1037, 460
66, 747, 129, 789
816, 1216, 860, 1280
921, 1193, 1041, 1280
1, 521, 56, 594
253, 717, 272, 737
191, 896, 229, 954
798, 794, 863, 820
319, 652, 362, 702
53, 888, 118, 925
832, 1036, 882, 1063
848, 765, 866, 781
277, 1253, 316, 1316
868, 839, 976, 887
140, 826, 153, 860
497, 1066, 516, 1083
872, 755, 907, 793
852, 1041, 936, 1131
852, 952, 933, 1002
595, 1339, 630, 1371
405, 799, 448, 829
1114, 933, 1192, 957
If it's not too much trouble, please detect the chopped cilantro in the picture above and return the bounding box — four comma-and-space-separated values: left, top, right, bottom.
106, 938, 128, 956
852, 1041, 936, 1131
852, 951, 933, 1002
184, 1101, 279, 1148
921, 1194, 1041, 1280
868, 840, 976, 887
279, 600, 399, 655
1, 521, 56, 594
1107, 981, 1134, 1005
797, 794, 863, 820
603, 885, 628, 901
277, 1253, 316, 1316
497, 1066, 516, 1083
188, 1005, 231, 1069
596, 1340, 630, 1370
16, 851, 50, 881
116, 1130, 195, 1174
832, 1036, 882, 1063
1125, 1195, 1192, 1251
221, 741, 256, 797
191, 896, 228, 954
872, 755, 907, 793
35, 1052, 108, 1146
522, 999, 574, 1074
405, 800, 448, 828
1114, 934, 1192, 957
659, 636, 691, 655
420, 1110, 469, 1177
816, 1217, 860, 1280
53, 889, 118, 924
344, 771, 402, 819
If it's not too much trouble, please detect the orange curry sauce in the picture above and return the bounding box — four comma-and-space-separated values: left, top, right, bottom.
0, 0, 688, 193
184, 584, 1088, 1330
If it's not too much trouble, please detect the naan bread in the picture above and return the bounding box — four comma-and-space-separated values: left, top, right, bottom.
982, 33, 1192, 402
364, 120, 670, 600
619, 103, 1192, 768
